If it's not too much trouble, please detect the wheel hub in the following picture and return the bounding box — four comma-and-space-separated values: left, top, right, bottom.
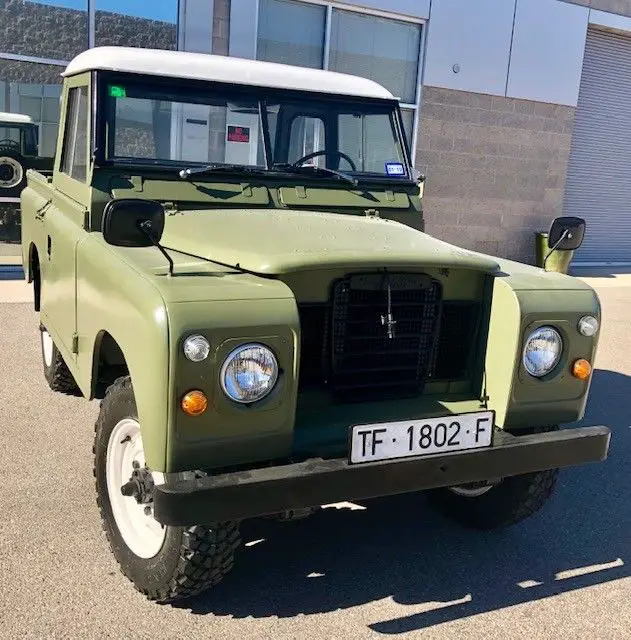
121, 465, 155, 504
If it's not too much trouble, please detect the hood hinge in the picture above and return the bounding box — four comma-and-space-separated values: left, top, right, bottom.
364, 208, 380, 218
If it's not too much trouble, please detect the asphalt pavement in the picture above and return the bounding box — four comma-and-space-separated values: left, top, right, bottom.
1, 272, 631, 639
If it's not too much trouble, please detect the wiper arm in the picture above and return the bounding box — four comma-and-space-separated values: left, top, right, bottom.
179, 164, 266, 179
273, 163, 358, 187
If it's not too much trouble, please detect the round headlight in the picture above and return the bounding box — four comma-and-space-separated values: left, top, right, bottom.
220, 343, 278, 403
578, 315, 599, 337
183, 335, 210, 362
523, 326, 563, 378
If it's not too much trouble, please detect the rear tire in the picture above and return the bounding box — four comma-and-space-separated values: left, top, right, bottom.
40, 323, 79, 395
426, 426, 560, 530
426, 469, 558, 530
93, 376, 241, 602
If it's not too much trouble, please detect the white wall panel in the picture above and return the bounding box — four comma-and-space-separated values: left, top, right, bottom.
589, 8, 631, 34
229, 0, 258, 59
422, 0, 515, 96
507, 0, 588, 106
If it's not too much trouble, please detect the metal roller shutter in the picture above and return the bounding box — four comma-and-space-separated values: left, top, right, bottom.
563, 27, 631, 264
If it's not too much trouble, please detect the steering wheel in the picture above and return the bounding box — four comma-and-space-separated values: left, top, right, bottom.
292, 150, 357, 172
0, 139, 20, 151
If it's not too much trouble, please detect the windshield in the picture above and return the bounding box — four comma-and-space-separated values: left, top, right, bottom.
102, 77, 411, 181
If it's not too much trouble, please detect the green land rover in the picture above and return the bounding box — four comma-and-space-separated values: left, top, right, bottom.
19, 46, 610, 603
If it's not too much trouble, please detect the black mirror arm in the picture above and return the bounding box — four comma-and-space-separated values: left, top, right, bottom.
139, 220, 174, 277
543, 228, 570, 271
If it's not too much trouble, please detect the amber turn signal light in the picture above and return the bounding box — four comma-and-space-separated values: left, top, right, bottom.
181, 390, 208, 416
572, 359, 592, 380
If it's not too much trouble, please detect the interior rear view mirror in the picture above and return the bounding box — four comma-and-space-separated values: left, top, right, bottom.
548, 216, 586, 251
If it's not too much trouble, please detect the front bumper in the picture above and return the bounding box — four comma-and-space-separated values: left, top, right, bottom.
153, 425, 610, 525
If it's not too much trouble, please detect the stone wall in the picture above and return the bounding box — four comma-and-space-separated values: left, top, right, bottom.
416, 87, 575, 264
0, 0, 176, 62
95, 10, 176, 51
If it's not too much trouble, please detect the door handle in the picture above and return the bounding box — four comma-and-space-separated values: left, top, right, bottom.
34, 199, 52, 222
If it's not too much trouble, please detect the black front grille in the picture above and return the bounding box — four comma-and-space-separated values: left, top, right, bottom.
328, 273, 442, 401
296, 274, 485, 403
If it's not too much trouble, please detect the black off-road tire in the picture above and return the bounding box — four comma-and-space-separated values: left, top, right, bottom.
40, 323, 80, 395
426, 426, 560, 530
93, 375, 241, 602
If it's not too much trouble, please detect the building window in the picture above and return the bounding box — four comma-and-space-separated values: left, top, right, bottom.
329, 10, 421, 105
258, 0, 326, 69
256, 0, 423, 154
0, 0, 88, 60
95, 0, 178, 50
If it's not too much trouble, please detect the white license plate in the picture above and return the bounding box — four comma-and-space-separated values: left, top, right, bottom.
349, 411, 494, 464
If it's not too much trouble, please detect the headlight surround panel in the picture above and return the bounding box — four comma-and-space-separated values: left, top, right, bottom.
514, 309, 599, 405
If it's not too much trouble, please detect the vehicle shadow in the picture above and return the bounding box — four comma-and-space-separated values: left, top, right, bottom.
173, 368, 630, 633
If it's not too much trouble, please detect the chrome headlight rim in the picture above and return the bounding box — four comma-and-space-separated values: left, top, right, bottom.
578, 315, 599, 337
220, 342, 279, 404
182, 334, 211, 362
522, 326, 563, 378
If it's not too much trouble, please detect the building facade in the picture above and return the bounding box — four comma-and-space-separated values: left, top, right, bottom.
1, 0, 631, 266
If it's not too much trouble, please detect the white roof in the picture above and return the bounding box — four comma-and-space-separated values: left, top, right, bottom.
62, 46, 396, 101
0, 112, 34, 124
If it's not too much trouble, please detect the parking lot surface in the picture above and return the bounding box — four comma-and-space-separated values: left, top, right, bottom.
1, 273, 631, 640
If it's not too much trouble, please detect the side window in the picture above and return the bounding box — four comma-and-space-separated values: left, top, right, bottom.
288, 116, 325, 166
60, 86, 88, 182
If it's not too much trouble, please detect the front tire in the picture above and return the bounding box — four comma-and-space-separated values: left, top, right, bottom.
93, 376, 241, 602
40, 323, 79, 394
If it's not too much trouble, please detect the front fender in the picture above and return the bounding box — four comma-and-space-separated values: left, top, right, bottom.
75, 236, 170, 470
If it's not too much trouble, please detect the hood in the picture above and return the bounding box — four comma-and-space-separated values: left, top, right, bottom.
160, 208, 501, 276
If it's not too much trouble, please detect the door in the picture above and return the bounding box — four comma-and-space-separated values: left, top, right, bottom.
40, 81, 90, 358
563, 27, 631, 264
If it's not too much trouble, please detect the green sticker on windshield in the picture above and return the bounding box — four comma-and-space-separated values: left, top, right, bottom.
108, 85, 126, 98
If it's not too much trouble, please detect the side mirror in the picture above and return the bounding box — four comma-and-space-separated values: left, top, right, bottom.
548, 216, 586, 251
102, 199, 165, 247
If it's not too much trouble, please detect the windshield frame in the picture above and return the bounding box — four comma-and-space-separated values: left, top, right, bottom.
94, 70, 415, 185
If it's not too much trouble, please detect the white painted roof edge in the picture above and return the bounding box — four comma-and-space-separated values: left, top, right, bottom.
62, 46, 397, 101
0, 112, 34, 124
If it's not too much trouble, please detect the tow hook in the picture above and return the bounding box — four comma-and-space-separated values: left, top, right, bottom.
121, 465, 155, 504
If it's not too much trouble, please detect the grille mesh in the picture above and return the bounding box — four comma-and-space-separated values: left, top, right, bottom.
329, 273, 442, 401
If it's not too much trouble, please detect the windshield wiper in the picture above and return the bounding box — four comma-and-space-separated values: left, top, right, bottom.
272, 163, 358, 187
179, 164, 267, 179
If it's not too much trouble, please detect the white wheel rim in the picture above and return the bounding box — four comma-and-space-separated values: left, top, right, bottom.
41, 329, 54, 368
0, 157, 23, 188
106, 418, 166, 559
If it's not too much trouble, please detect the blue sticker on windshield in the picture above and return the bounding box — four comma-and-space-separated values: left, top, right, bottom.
385, 162, 405, 177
